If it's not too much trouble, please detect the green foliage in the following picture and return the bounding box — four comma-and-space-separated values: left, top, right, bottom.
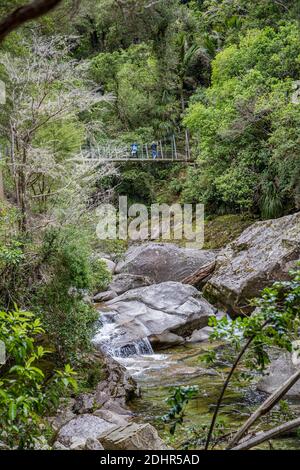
260, 181, 283, 220
0, 240, 24, 268
114, 163, 186, 206
36, 227, 109, 360
209, 266, 300, 372
33, 119, 85, 160
0, 307, 77, 449
116, 167, 155, 205
0, 210, 109, 362
184, 22, 300, 216
193, 0, 298, 50
91, 43, 179, 136
162, 385, 199, 435
0, 204, 30, 308
181, 420, 227, 450
91, 258, 112, 292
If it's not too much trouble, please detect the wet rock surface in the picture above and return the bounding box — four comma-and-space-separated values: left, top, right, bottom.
204, 213, 300, 314
93, 282, 216, 353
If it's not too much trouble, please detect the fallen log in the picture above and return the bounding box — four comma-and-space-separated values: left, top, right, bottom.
227, 368, 300, 448
181, 261, 216, 286
231, 417, 300, 450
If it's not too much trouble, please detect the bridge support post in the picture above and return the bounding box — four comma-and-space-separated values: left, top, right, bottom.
159, 140, 163, 160
173, 134, 178, 160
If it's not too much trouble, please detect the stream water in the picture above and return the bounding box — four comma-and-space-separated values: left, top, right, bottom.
127, 345, 300, 450
94, 311, 300, 450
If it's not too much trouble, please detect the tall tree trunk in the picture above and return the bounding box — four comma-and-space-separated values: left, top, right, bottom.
0, 170, 4, 201
18, 148, 28, 232
180, 87, 190, 161
0, 146, 4, 200
10, 124, 20, 206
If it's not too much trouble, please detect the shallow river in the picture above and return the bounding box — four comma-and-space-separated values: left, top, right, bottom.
116, 343, 300, 450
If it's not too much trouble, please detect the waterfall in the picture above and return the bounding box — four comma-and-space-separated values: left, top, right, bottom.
93, 313, 154, 359
113, 337, 154, 358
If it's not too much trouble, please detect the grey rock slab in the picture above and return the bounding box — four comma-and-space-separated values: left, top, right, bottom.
115, 243, 216, 283
204, 212, 300, 314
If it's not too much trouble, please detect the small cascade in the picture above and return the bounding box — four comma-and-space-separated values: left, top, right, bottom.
113, 337, 154, 358
92, 313, 154, 359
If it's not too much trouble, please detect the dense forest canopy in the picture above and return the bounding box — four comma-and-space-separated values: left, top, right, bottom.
0, 0, 299, 451
1, 0, 299, 215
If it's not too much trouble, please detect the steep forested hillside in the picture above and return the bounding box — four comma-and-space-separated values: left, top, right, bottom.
0, 0, 299, 452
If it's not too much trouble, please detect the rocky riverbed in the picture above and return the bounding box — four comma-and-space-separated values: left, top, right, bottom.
51, 212, 300, 450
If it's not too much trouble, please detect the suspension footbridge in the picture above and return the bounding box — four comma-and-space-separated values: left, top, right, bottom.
79, 132, 194, 164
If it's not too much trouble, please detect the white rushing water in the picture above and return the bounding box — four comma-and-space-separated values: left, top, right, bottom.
92, 311, 176, 379
93, 312, 154, 358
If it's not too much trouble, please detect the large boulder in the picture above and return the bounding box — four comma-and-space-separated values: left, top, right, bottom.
204, 213, 300, 315
93, 290, 117, 302
57, 417, 168, 451
149, 332, 185, 349
57, 415, 116, 447
115, 243, 216, 283
257, 353, 300, 397
187, 326, 214, 344
99, 422, 168, 450
93, 282, 216, 354
109, 273, 153, 295
100, 258, 116, 274
95, 354, 139, 407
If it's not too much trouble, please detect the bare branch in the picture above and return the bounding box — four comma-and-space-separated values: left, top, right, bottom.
204, 319, 270, 450
227, 367, 300, 448
0, 0, 63, 42
231, 417, 300, 451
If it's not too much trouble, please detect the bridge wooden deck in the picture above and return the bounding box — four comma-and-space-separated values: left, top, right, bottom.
84, 157, 194, 163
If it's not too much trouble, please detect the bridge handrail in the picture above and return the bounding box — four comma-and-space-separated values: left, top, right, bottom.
77, 132, 192, 162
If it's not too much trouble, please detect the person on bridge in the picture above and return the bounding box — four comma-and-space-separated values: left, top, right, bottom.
151, 142, 157, 160
131, 143, 138, 158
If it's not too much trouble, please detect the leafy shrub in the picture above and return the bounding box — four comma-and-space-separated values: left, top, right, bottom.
0, 307, 77, 449
184, 22, 300, 216
116, 168, 155, 205
36, 227, 108, 361
162, 386, 199, 435
210, 266, 300, 371
91, 258, 112, 293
